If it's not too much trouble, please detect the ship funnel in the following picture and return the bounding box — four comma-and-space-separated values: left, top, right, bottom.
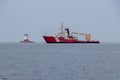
65, 28, 70, 35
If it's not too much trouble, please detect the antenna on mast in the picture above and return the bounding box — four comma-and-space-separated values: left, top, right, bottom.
61, 22, 64, 34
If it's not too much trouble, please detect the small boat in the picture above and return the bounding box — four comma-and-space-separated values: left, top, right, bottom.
20, 34, 34, 43
43, 23, 100, 43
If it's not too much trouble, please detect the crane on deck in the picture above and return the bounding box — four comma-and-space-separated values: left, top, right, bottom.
72, 32, 91, 41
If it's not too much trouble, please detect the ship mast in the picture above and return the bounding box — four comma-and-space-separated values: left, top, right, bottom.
61, 22, 64, 34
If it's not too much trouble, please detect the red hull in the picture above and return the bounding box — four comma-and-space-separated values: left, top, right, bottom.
43, 36, 100, 43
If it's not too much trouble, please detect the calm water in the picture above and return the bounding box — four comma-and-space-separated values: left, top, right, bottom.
0, 43, 120, 80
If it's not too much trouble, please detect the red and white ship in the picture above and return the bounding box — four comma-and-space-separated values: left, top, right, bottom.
43, 23, 100, 43
20, 34, 34, 43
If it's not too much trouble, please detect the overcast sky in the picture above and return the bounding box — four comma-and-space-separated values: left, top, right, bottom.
0, 0, 120, 42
